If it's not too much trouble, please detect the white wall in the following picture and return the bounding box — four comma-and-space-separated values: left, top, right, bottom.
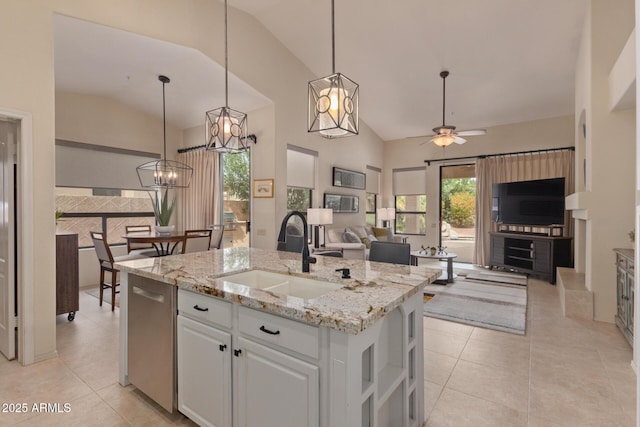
56, 91, 182, 157
574, 0, 636, 323
383, 115, 575, 249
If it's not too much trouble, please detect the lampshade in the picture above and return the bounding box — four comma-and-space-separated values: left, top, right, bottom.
377, 207, 396, 221
137, 75, 192, 189
307, 208, 333, 225
308, 73, 359, 138
307, 0, 359, 138
431, 134, 455, 147
205, 0, 253, 153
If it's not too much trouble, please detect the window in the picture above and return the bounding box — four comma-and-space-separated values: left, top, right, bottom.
365, 165, 381, 227
56, 187, 154, 248
395, 195, 426, 235
287, 187, 312, 212
393, 167, 426, 235
55, 140, 160, 248
366, 193, 376, 226
287, 145, 317, 239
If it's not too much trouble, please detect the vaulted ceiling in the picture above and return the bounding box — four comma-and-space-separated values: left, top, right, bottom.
54, 0, 588, 142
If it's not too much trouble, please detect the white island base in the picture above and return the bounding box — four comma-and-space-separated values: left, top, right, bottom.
119, 272, 425, 427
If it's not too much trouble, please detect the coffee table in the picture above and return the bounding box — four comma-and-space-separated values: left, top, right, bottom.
410, 251, 458, 283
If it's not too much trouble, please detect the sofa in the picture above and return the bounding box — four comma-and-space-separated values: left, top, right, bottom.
324, 225, 405, 259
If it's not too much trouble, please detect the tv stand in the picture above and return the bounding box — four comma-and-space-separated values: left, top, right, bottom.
489, 232, 572, 284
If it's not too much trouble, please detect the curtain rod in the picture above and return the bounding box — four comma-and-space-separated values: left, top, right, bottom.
423, 146, 575, 166
177, 134, 257, 154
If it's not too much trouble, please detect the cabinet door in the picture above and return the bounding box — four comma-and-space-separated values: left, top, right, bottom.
626, 272, 634, 335
617, 267, 628, 324
177, 315, 232, 427
532, 240, 551, 274
236, 337, 319, 427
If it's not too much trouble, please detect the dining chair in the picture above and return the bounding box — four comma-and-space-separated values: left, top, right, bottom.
125, 224, 158, 257
90, 231, 150, 311
369, 241, 411, 265
182, 229, 213, 253
208, 224, 224, 250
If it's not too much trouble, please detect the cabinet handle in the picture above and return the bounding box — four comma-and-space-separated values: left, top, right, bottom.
260, 325, 281, 335
234, 349, 242, 357
193, 305, 209, 312
219, 344, 227, 352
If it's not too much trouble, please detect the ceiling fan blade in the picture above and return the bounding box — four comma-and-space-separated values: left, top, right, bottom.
456, 129, 487, 136
453, 136, 467, 144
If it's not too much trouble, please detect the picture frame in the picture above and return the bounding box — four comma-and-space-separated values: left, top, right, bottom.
253, 178, 274, 198
332, 167, 366, 190
324, 193, 359, 213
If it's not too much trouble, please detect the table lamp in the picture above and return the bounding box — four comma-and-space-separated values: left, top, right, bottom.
377, 207, 396, 228
307, 208, 333, 248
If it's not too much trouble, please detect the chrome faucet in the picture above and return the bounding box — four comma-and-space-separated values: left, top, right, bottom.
277, 211, 316, 273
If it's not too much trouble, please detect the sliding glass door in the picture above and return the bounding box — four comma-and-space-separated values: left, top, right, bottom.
440, 164, 476, 263
222, 151, 250, 248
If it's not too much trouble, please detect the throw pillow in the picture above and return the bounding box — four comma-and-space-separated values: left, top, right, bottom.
372, 227, 388, 239
343, 230, 361, 244
367, 234, 378, 243
360, 236, 371, 249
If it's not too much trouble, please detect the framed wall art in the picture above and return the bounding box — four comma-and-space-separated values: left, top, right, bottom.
324, 193, 359, 213
253, 178, 274, 198
332, 167, 366, 190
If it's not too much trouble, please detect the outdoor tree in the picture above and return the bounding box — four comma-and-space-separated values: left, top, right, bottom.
441, 178, 476, 226
223, 151, 250, 200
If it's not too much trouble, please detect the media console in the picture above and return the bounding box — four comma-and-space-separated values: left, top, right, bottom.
489, 231, 572, 284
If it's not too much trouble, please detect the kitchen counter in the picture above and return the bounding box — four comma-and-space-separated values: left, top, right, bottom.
116, 247, 440, 334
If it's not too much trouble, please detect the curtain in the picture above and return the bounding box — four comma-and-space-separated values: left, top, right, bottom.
176, 149, 220, 230
474, 150, 575, 265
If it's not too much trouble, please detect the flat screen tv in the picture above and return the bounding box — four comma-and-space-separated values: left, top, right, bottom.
492, 177, 565, 226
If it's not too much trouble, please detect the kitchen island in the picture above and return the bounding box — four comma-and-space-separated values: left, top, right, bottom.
117, 247, 440, 427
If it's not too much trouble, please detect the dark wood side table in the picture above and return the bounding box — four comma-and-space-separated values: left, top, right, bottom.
56, 233, 79, 321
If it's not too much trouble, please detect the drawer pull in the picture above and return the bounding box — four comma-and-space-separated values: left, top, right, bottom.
219, 344, 227, 352
260, 325, 281, 335
193, 305, 209, 312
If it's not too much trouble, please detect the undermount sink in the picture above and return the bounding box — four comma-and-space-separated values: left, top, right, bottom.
220, 270, 343, 301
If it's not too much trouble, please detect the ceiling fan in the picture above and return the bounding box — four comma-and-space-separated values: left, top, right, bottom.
419, 70, 487, 147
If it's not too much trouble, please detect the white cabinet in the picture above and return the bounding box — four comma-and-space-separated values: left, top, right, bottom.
176, 288, 424, 427
236, 337, 319, 427
177, 315, 232, 427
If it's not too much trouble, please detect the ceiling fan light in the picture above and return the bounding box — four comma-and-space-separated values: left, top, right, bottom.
432, 134, 455, 147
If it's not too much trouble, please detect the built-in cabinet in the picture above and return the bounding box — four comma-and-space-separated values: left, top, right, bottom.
489, 232, 572, 284
615, 248, 634, 347
176, 287, 423, 427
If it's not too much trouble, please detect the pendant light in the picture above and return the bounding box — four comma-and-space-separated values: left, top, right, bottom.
137, 75, 193, 189
308, 0, 359, 138
205, 0, 250, 153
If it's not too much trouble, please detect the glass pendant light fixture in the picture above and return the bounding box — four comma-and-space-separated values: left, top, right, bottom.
205, 0, 250, 153
308, 0, 359, 138
137, 75, 193, 189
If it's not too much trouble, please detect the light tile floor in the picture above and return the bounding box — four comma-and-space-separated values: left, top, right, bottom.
0, 280, 636, 426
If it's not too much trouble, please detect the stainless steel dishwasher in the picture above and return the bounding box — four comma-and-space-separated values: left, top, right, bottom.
127, 274, 176, 413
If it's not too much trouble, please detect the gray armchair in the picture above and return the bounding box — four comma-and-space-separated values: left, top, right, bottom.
369, 241, 411, 265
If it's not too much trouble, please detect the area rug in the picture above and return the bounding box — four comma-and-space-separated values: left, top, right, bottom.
85, 288, 119, 307
423, 274, 527, 335
464, 270, 527, 286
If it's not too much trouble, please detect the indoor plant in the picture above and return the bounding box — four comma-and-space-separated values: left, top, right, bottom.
151, 188, 176, 233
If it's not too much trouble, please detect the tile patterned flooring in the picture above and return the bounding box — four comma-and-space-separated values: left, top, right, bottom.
0, 280, 636, 426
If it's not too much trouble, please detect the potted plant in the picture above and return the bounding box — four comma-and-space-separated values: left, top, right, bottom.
151, 188, 176, 233
429, 246, 437, 256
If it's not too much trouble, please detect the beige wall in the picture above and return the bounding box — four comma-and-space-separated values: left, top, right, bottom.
56, 91, 182, 157
0, 0, 383, 361
574, 0, 636, 323
383, 115, 575, 249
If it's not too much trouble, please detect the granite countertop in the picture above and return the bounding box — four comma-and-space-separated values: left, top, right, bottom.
614, 248, 634, 260
116, 247, 440, 334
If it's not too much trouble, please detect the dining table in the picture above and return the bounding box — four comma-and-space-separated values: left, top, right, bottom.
122, 231, 186, 257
